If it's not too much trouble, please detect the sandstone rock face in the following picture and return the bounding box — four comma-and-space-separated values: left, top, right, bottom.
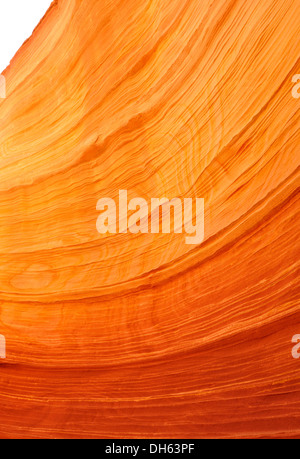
0, 0, 299, 439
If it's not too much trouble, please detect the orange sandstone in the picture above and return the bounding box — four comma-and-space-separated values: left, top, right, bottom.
0, 0, 299, 439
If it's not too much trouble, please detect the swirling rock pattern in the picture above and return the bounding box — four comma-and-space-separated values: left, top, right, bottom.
0, 0, 299, 439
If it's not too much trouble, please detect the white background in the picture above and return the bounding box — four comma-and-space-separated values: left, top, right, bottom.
0, 0, 52, 73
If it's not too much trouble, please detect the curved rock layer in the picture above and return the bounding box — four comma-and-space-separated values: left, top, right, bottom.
0, 0, 299, 439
